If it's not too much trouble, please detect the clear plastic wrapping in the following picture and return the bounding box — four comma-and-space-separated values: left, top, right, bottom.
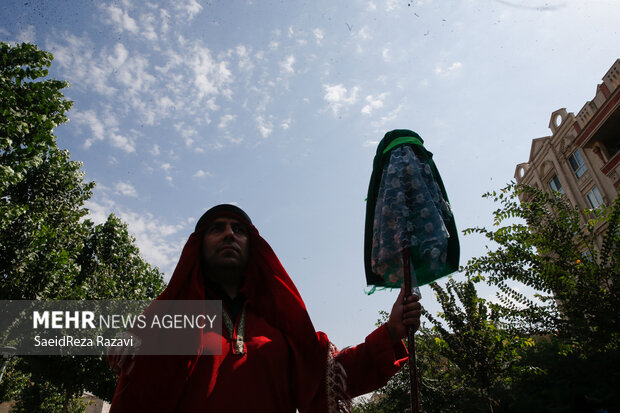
370, 145, 451, 289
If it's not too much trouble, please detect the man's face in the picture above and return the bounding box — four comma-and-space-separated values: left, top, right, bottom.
201, 217, 250, 271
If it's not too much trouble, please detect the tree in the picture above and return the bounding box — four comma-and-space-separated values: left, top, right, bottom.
76, 215, 166, 301
463, 183, 619, 355
1, 42, 93, 301
422, 279, 533, 412
354, 279, 531, 413
353, 327, 466, 413
10, 215, 166, 411
463, 182, 620, 410
0, 42, 166, 412
355, 183, 619, 412
6, 215, 165, 412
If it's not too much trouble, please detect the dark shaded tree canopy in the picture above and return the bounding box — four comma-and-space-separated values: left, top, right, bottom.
355, 183, 619, 412
1, 42, 166, 412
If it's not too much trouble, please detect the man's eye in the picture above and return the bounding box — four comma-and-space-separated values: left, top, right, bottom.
207, 223, 225, 233
232, 224, 247, 235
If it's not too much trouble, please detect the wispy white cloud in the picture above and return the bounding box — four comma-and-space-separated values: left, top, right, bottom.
159, 8, 171, 34
48, 34, 116, 96
281, 118, 292, 130
361, 93, 387, 115
156, 96, 176, 113
235, 45, 254, 72
435, 61, 463, 77
57, 14, 231, 126
175, 0, 203, 20
99, 2, 171, 46
382, 48, 391, 62
224, 135, 243, 144
268, 41, 279, 51
109, 132, 136, 153
313, 28, 324, 43
356, 26, 372, 40
280, 55, 296, 74
386, 0, 401, 11
363, 139, 380, 147
125, 39, 231, 125
369, 103, 405, 133
379, 103, 404, 124
189, 44, 233, 100
218, 114, 236, 129
256, 115, 273, 138
102, 3, 139, 34
138, 12, 159, 41
71, 109, 135, 152
173, 122, 198, 147
72, 110, 106, 149
194, 169, 211, 178
50, 34, 167, 132
323, 84, 360, 116
107, 43, 128, 68
449, 61, 463, 72
84, 198, 114, 226
16, 24, 36, 43
115, 181, 138, 197
204, 98, 219, 113
116, 53, 156, 95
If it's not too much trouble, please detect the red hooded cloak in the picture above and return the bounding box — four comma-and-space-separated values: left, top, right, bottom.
109, 207, 407, 412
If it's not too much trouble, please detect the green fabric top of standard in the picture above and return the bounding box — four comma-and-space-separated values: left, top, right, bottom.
364, 129, 460, 290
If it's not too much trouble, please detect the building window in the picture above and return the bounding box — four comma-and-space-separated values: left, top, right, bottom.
548, 174, 564, 194
586, 186, 604, 208
568, 149, 587, 179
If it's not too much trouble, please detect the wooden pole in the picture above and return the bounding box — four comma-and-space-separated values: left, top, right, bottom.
402, 248, 421, 413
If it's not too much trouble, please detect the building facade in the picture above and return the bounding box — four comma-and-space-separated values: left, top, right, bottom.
515, 59, 620, 249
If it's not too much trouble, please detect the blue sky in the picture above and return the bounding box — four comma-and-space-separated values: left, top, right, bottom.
2, 0, 619, 348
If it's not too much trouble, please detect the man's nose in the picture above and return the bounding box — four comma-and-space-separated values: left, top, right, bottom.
222, 224, 235, 237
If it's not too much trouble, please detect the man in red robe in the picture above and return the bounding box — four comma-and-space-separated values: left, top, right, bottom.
109, 204, 421, 412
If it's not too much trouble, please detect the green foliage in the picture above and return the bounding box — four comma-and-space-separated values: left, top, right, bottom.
9, 379, 87, 413
357, 182, 618, 412
356, 279, 530, 413
505, 337, 620, 412
0, 42, 166, 411
422, 279, 531, 412
464, 183, 620, 355
0, 358, 29, 402
462, 183, 620, 411
0, 42, 72, 185
76, 215, 165, 300
1, 42, 93, 301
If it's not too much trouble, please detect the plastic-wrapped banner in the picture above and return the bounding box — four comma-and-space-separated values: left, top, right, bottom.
364, 129, 460, 291
371, 145, 451, 286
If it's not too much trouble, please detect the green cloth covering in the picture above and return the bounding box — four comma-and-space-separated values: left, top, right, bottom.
364, 129, 460, 290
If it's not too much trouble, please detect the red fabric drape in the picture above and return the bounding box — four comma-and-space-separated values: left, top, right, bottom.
109, 212, 327, 412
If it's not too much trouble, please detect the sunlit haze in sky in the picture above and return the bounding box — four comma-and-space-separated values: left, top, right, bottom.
2, 0, 619, 348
